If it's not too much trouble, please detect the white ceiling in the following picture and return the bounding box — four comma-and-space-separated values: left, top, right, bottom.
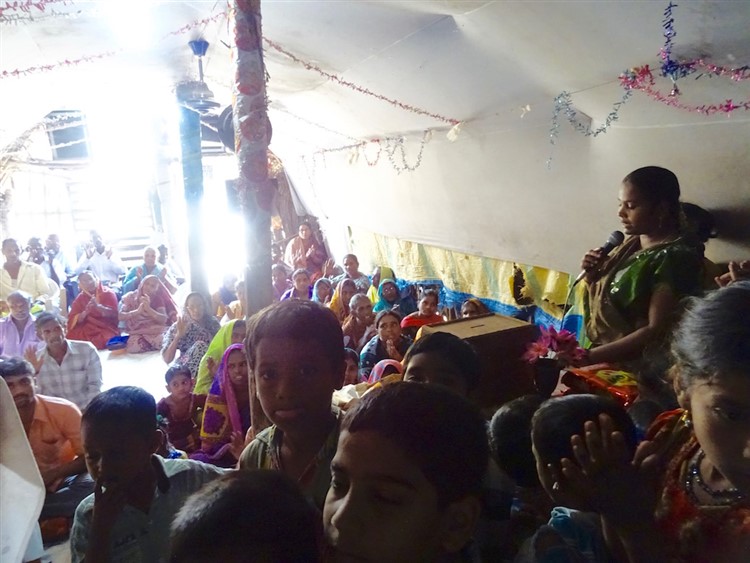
2, 1, 749, 146
1, 1, 749, 272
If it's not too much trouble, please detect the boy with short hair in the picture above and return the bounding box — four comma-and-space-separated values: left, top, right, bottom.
170, 470, 320, 562
70, 386, 223, 563
324, 382, 488, 562
402, 331, 481, 398
239, 300, 344, 509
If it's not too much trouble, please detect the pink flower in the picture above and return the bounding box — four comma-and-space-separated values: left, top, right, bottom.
524, 325, 586, 365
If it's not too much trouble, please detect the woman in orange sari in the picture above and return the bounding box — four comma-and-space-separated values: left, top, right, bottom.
66, 270, 119, 349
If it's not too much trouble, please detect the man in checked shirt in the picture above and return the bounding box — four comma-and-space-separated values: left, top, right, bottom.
24, 312, 102, 410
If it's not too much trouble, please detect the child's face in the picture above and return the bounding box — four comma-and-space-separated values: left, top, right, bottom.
682, 373, 750, 496
325, 429, 445, 562
166, 373, 193, 400
418, 296, 438, 317
343, 359, 358, 386
254, 337, 343, 434
227, 349, 249, 393
403, 353, 468, 398
294, 274, 310, 292
82, 420, 159, 490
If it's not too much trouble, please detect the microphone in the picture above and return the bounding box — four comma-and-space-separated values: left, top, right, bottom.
573, 230, 625, 285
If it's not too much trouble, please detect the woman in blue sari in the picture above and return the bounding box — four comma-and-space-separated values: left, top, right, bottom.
372, 278, 417, 317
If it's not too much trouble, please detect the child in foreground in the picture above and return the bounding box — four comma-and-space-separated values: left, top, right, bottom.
517, 394, 637, 562
170, 469, 320, 562
70, 386, 224, 563
324, 382, 488, 562
156, 365, 205, 454
239, 300, 344, 509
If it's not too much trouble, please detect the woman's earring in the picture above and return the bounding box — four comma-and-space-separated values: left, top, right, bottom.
684, 412, 693, 429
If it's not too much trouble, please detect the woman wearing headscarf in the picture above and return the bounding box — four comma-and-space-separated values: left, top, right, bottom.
372, 278, 417, 317
328, 278, 357, 323
190, 343, 251, 467
312, 278, 333, 305
194, 319, 247, 395
119, 275, 178, 353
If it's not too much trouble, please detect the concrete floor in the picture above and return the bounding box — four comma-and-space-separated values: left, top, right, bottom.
99, 349, 170, 401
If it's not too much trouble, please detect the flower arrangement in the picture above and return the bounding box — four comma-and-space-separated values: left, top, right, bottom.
523, 326, 586, 365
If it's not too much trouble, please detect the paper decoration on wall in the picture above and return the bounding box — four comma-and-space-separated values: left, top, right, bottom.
547, 1, 750, 167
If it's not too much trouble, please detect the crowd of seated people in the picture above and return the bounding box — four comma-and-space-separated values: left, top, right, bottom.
6, 169, 750, 562
3, 269, 750, 562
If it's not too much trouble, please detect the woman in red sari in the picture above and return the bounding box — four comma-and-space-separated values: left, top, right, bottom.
66, 270, 119, 349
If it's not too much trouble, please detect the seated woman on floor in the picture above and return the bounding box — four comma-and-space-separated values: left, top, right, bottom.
120, 275, 178, 353
67, 270, 119, 349
122, 246, 177, 295
400, 289, 443, 339
194, 318, 247, 395
366, 265, 393, 303
342, 293, 376, 352
312, 277, 333, 305
580, 166, 704, 366
359, 310, 413, 381
328, 278, 357, 323
372, 277, 417, 317
461, 297, 491, 318
280, 269, 312, 301
284, 221, 328, 282
190, 343, 251, 468
162, 292, 221, 377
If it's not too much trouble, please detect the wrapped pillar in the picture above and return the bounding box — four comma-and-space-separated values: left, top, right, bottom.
175, 97, 208, 296
233, 0, 273, 315
233, 0, 273, 435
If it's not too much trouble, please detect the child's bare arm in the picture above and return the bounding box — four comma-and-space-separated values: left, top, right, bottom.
84, 479, 126, 563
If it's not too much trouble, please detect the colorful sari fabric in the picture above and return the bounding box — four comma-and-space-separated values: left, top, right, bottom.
367, 266, 394, 304
190, 343, 250, 467
194, 319, 240, 395
120, 276, 178, 353
328, 279, 356, 322
400, 312, 443, 329
66, 282, 119, 349
372, 278, 418, 316
648, 410, 750, 562
584, 236, 703, 348
367, 359, 403, 384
